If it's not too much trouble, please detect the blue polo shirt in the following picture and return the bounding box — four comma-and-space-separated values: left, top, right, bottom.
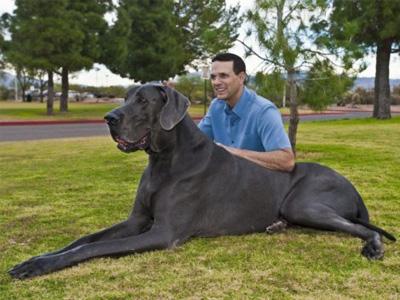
198, 87, 291, 152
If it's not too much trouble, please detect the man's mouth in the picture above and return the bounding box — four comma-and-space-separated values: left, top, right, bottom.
115, 132, 150, 152
214, 87, 227, 96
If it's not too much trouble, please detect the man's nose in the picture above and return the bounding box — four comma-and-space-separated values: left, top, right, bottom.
211, 77, 221, 86
104, 109, 124, 126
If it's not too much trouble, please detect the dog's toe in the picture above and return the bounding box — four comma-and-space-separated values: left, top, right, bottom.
266, 219, 288, 234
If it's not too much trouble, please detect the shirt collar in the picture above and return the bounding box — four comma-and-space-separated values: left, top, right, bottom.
223, 87, 250, 119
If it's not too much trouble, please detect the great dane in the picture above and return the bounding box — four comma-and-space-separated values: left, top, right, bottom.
9, 84, 396, 279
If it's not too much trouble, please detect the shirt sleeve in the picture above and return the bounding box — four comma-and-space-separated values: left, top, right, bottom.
257, 106, 292, 151
198, 105, 214, 140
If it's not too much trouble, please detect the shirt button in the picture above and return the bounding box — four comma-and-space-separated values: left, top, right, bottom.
231, 141, 234, 144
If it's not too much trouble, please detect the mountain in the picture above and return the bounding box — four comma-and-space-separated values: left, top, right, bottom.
353, 77, 400, 90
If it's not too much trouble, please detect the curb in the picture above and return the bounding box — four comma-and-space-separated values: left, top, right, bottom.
0, 119, 106, 126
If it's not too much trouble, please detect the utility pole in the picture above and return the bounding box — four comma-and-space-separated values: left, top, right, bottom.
201, 64, 210, 116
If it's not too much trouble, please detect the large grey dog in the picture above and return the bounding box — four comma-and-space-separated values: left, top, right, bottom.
9, 84, 395, 279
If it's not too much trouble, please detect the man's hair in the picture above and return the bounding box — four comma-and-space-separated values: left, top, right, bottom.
212, 53, 246, 75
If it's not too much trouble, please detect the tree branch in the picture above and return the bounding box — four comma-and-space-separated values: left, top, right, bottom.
283, 0, 302, 24
300, 48, 335, 57
236, 38, 286, 69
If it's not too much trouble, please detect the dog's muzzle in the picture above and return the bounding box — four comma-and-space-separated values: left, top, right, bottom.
104, 110, 151, 153
115, 132, 150, 152
104, 110, 123, 127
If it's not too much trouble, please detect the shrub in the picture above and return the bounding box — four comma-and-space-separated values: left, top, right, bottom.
0, 86, 12, 100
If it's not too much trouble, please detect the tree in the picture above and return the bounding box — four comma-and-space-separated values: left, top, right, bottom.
102, 0, 184, 82
253, 71, 285, 107
175, 0, 241, 62
2, 0, 69, 114
0, 15, 5, 70
101, 0, 240, 82
3, 0, 112, 113
15, 66, 35, 101
99, 4, 131, 78
175, 75, 204, 102
302, 60, 354, 111
245, 0, 344, 153
58, 0, 112, 112
325, 0, 400, 119
33, 70, 47, 103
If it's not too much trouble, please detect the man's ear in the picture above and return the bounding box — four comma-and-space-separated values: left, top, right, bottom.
239, 72, 247, 84
159, 86, 190, 130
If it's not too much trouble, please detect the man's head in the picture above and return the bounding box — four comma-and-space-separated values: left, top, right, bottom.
210, 53, 247, 107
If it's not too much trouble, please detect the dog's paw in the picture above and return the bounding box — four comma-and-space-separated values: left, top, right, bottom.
266, 219, 288, 234
8, 256, 55, 280
361, 235, 384, 260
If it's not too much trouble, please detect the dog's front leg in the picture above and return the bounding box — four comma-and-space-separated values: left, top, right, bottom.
42, 213, 152, 256
9, 212, 151, 270
9, 226, 173, 280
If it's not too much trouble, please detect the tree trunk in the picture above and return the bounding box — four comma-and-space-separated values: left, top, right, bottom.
60, 67, 69, 112
39, 78, 45, 103
38, 72, 46, 103
373, 39, 392, 119
16, 71, 26, 102
287, 70, 298, 155
21, 88, 26, 102
47, 70, 54, 115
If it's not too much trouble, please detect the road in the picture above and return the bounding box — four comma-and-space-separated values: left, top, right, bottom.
1, 122, 109, 142
0, 111, 396, 142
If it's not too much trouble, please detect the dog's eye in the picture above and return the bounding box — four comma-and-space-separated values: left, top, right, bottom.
136, 97, 148, 105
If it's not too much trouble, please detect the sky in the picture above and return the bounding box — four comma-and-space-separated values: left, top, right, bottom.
1, 0, 399, 87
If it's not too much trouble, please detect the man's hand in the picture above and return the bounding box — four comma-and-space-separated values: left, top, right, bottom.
216, 143, 295, 172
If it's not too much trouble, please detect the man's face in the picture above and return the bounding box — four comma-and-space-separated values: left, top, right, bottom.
210, 60, 245, 106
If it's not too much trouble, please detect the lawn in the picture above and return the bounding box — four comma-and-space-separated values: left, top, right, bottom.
0, 117, 399, 299
0, 101, 205, 121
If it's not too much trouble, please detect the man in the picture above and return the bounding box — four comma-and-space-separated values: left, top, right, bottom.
198, 53, 295, 172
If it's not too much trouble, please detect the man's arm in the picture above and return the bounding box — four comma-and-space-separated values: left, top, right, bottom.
218, 144, 295, 172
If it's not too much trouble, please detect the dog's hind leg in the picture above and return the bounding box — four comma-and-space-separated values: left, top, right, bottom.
281, 204, 384, 260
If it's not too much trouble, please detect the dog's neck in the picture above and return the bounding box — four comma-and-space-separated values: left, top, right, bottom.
148, 114, 214, 166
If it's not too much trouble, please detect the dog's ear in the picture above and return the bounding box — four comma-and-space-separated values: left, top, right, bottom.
159, 86, 190, 130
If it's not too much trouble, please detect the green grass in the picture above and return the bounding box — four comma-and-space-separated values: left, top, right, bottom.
0, 101, 120, 120
1, 118, 399, 299
0, 101, 205, 121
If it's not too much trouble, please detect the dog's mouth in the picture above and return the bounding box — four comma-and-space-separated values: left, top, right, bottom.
115, 132, 150, 152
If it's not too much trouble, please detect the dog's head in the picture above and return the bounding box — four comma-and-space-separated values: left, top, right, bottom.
104, 84, 190, 153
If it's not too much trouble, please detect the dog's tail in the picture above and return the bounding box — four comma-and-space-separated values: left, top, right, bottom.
351, 217, 396, 241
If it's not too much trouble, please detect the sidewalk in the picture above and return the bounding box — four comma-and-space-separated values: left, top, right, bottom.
325, 104, 400, 113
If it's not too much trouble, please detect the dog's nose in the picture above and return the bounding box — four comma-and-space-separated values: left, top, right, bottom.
104, 110, 123, 126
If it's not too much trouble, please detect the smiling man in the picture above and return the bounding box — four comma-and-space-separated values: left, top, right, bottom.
198, 53, 295, 172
